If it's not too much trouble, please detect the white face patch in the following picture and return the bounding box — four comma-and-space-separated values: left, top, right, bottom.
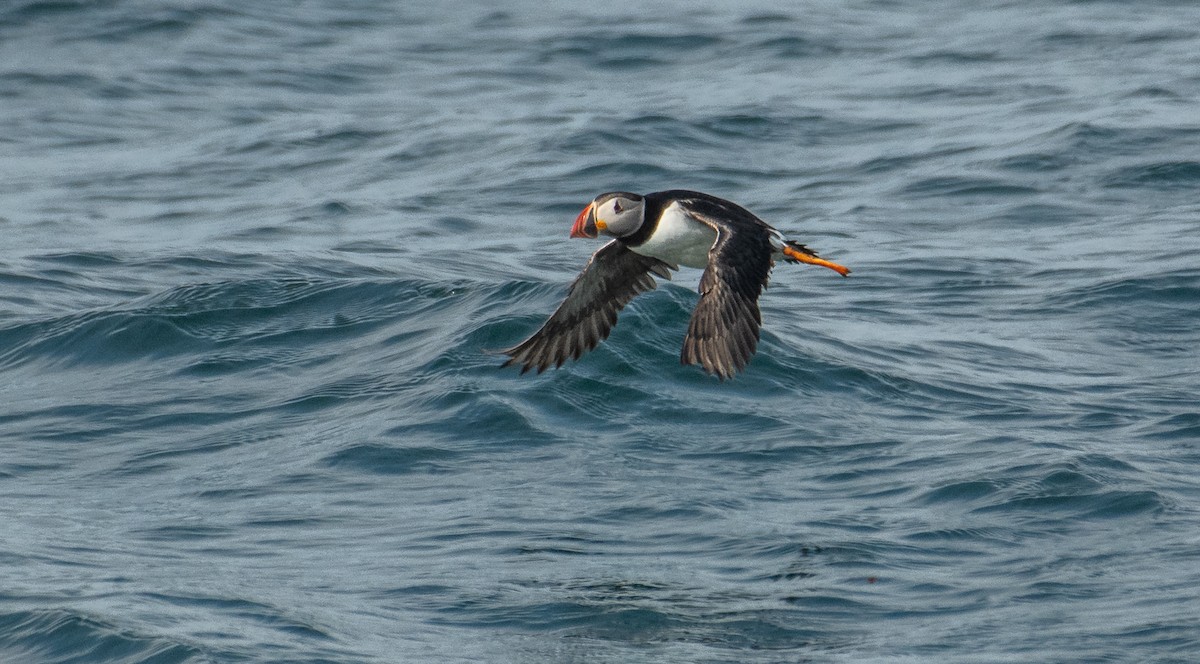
596, 195, 645, 238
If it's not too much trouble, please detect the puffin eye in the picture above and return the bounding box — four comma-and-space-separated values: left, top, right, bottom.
613, 200, 623, 213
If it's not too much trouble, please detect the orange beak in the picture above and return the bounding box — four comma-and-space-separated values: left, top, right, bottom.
570, 202, 597, 238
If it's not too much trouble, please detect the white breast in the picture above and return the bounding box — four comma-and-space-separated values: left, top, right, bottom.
629, 202, 716, 269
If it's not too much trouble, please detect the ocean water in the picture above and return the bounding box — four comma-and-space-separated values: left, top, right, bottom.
2, 0, 1200, 661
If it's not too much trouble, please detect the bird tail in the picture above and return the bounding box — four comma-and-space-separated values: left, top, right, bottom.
780, 240, 851, 276
780, 239, 819, 262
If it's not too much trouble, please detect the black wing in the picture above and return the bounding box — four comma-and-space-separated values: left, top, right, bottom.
502, 241, 676, 374
678, 206, 774, 380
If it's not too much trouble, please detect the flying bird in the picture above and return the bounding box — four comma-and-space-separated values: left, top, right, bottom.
501, 190, 849, 379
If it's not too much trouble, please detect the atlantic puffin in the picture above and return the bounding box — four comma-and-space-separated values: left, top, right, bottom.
502, 190, 850, 380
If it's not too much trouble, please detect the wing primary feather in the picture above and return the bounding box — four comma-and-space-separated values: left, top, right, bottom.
679, 209, 774, 379
502, 241, 675, 374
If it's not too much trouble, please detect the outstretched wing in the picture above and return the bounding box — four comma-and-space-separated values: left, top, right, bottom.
502, 241, 676, 374
678, 208, 774, 380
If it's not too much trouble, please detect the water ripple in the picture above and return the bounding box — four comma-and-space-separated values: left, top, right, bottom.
0, 609, 201, 664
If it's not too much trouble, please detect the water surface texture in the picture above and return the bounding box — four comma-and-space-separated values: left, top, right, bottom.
3, 1, 1200, 662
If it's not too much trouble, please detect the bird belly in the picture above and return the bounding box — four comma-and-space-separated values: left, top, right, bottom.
629, 203, 716, 269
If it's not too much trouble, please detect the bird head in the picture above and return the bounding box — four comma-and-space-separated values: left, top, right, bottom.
570, 192, 645, 239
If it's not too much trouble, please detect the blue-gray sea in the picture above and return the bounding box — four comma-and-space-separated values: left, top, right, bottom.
3, 1, 1200, 662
